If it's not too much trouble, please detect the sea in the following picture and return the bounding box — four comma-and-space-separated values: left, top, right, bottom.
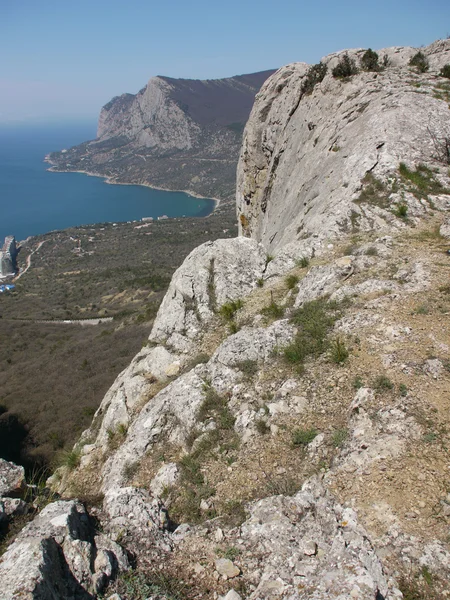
0, 121, 215, 243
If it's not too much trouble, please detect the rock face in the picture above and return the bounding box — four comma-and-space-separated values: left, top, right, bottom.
47, 70, 275, 202
237, 39, 450, 251
0, 500, 129, 598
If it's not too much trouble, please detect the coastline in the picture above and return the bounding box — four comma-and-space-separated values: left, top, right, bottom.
44, 159, 221, 212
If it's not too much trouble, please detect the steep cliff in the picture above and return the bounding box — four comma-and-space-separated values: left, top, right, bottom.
3, 40, 450, 599
237, 39, 450, 252
47, 71, 275, 202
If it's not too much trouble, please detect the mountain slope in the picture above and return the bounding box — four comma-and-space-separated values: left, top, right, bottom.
47, 70, 276, 202
3, 40, 450, 599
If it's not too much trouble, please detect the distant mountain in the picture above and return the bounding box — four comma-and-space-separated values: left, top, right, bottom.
47, 70, 276, 202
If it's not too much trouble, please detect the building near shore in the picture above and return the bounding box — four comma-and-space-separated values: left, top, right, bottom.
0, 236, 18, 277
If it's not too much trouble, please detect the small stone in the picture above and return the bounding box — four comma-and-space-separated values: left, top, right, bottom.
418, 501, 426, 509
215, 558, 240, 579
193, 563, 205, 574
215, 528, 224, 542
303, 541, 317, 556
200, 499, 211, 511
223, 591, 242, 600
405, 512, 417, 519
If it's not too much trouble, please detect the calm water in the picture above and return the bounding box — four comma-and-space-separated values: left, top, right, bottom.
0, 121, 215, 242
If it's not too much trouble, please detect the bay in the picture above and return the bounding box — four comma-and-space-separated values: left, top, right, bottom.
0, 121, 215, 243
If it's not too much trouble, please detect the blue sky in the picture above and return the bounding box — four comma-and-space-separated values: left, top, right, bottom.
1, 0, 449, 123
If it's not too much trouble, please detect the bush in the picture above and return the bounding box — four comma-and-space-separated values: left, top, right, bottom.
255, 419, 270, 435
361, 48, 381, 72
330, 337, 349, 364
440, 64, 450, 79
332, 54, 358, 79
409, 51, 429, 73
332, 428, 348, 448
292, 428, 318, 447
285, 274, 299, 290
219, 299, 243, 321
395, 204, 408, 218
284, 298, 341, 366
261, 299, 284, 319
297, 256, 310, 268
301, 62, 327, 95
374, 374, 394, 391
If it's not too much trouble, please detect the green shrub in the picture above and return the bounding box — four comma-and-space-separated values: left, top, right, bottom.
361, 49, 381, 72
292, 428, 318, 447
352, 375, 364, 389
399, 162, 448, 199
255, 418, 270, 435
261, 299, 284, 319
285, 274, 299, 289
198, 383, 235, 430
409, 51, 429, 73
399, 383, 408, 397
330, 337, 349, 364
256, 277, 264, 287
297, 256, 310, 268
301, 62, 327, 95
332, 428, 348, 447
374, 374, 394, 391
219, 299, 243, 321
332, 54, 358, 79
440, 64, 450, 79
395, 203, 408, 218
60, 448, 81, 470
355, 172, 390, 207
365, 246, 378, 256
284, 298, 341, 366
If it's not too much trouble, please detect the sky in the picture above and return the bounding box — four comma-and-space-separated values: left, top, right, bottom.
1, 0, 449, 123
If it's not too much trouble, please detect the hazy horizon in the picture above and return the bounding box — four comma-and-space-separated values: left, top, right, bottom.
1, 0, 449, 123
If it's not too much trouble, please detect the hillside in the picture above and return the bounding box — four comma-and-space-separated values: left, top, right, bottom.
46, 70, 276, 202
2, 39, 450, 600
0, 206, 237, 469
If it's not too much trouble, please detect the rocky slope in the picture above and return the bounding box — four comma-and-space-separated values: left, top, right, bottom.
2, 39, 450, 599
47, 71, 275, 202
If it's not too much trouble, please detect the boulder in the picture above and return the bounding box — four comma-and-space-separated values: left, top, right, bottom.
0, 459, 25, 497
0, 500, 128, 598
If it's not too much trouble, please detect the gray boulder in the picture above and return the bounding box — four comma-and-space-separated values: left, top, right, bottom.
0, 500, 128, 598
0, 459, 25, 497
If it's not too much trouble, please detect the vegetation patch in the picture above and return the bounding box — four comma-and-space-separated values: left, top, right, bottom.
261, 298, 285, 319
361, 48, 381, 72
440, 64, 450, 79
409, 51, 429, 73
332, 54, 358, 79
355, 172, 391, 208
283, 298, 342, 368
292, 427, 318, 447
285, 274, 299, 290
329, 337, 349, 364
219, 298, 243, 322
301, 62, 327, 95
399, 162, 449, 199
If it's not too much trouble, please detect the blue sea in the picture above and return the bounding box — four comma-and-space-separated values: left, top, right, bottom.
0, 121, 215, 243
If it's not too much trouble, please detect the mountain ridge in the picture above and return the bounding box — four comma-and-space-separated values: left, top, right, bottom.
47, 69, 276, 203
